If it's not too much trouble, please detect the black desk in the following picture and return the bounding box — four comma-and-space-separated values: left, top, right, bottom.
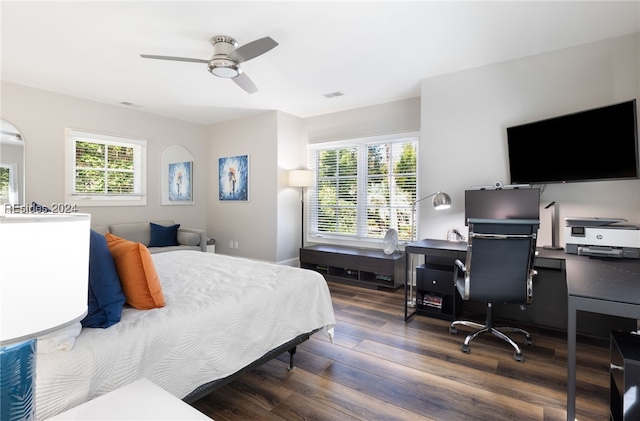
562, 255, 640, 421
404, 240, 640, 420
404, 239, 467, 321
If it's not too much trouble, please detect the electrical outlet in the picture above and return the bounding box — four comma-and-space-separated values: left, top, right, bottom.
234, 241, 239, 249
229, 240, 233, 248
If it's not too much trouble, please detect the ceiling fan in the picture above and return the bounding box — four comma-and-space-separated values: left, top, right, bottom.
140, 35, 278, 94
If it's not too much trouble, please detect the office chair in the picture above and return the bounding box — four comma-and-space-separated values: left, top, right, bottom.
449, 218, 539, 362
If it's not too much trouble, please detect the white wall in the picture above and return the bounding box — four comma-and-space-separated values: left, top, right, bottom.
276, 111, 307, 264
0, 81, 208, 228
420, 33, 640, 245
305, 97, 421, 143
206, 112, 279, 261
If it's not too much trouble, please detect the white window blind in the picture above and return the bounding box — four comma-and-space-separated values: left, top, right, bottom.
65, 129, 147, 206
308, 132, 418, 242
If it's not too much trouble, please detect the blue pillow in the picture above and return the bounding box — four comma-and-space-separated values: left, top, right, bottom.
149, 223, 180, 247
82, 230, 126, 328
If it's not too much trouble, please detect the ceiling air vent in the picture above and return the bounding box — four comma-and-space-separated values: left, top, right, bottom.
324, 91, 344, 99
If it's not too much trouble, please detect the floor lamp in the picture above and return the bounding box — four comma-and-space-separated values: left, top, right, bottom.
288, 169, 314, 248
407, 191, 452, 307
0, 213, 91, 420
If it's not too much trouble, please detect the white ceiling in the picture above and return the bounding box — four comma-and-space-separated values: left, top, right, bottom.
1, 1, 639, 126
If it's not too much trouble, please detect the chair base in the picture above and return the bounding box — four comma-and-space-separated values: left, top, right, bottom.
449, 320, 533, 362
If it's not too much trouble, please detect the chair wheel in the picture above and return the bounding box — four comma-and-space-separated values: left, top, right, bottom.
525, 336, 533, 346
514, 353, 524, 362
449, 326, 457, 334
461, 344, 470, 354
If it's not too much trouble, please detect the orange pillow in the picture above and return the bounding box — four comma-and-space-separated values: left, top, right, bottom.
105, 233, 165, 310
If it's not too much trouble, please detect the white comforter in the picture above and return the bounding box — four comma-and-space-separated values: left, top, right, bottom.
35, 251, 335, 420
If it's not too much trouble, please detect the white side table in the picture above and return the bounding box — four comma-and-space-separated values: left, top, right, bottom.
49, 379, 212, 420
207, 244, 216, 253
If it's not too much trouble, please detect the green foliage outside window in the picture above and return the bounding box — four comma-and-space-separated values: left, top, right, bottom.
317, 148, 358, 234
75, 141, 135, 194
313, 139, 417, 241
0, 167, 9, 201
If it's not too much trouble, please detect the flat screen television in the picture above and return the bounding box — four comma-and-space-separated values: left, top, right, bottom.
464, 188, 540, 226
507, 100, 638, 184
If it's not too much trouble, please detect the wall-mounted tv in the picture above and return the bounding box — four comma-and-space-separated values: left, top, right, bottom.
507, 99, 638, 184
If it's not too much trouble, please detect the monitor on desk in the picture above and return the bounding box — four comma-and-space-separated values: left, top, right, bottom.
464, 188, 540, 225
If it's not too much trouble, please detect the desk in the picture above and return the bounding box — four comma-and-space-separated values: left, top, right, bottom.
404, 239, 467, 321
404, 240, 640, 420
563, 256, 640, 421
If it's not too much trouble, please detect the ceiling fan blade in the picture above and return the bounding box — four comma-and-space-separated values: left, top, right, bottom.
232, 72, 258, 94
140, 54, 209, 64
228, 36, 278, 63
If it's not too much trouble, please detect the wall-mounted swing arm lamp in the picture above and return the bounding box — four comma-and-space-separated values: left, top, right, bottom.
407, 191, 451, 308
288, 169, 315, 248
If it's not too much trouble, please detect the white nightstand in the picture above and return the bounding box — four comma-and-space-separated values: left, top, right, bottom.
207, 244, 216, 253
49, 379, 212, 420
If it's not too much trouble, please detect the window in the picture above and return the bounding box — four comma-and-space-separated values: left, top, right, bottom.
309, 132, 418, 242
0, 162, 18, 204
66, 129, 147, 206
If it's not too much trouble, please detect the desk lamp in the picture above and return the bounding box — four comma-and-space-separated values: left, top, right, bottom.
288, 169, 315, 248
408, 191, 451, 307
410, 191, 452, 242
0, 213, 90, 420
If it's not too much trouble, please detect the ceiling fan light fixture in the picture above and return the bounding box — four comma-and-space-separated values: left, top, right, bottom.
208, 61, 239, 78
142, 34, 277, 93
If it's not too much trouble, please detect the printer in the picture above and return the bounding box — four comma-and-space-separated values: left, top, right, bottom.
565, 217, 640, 259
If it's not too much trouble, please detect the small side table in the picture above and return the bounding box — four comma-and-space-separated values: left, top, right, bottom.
49, 379, 212, 420
207, 238, 216, 253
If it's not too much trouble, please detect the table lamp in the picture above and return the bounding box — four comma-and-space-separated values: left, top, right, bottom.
0, 213, 90, 420
288, 169, 315, 248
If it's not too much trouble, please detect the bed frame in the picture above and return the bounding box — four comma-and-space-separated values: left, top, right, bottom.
182, 328, 320, 403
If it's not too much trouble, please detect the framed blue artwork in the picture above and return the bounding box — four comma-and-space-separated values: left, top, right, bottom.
168, 161, 192, 203
218, 155, 248, 201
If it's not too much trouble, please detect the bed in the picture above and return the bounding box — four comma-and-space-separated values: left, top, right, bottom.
35, 250, 336, 420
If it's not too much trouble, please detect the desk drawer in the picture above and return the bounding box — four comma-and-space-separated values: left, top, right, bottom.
423, 249, 458, 266
416, 264, 453, 295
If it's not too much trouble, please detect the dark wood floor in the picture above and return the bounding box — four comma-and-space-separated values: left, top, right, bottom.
191, 282, 611, 421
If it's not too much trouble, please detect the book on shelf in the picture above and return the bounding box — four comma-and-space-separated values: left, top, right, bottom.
422, 294, 443, 309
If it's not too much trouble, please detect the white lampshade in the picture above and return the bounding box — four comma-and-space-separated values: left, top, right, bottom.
288, 169, 314, 187
0, 213, 90, 344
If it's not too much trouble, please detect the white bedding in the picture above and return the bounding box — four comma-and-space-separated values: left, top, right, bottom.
35, 251, 335, 420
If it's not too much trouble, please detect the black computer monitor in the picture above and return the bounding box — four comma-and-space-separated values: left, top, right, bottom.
464, 188, 540, 225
